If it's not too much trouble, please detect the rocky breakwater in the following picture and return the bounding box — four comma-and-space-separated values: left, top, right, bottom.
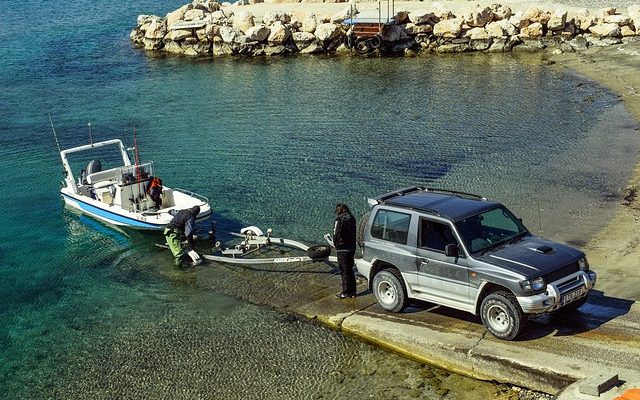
131, 0, 640, 56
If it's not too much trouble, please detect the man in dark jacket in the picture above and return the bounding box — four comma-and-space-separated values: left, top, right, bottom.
164, 205, 201, 267
333, 203, 357, 298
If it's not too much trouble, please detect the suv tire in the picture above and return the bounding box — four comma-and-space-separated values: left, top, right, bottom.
356, 212, 370, 248
480, 291, 525, 340
372, 269, 408, 313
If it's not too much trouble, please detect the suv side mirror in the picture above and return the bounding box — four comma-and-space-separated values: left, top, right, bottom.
445, 243, 458, 258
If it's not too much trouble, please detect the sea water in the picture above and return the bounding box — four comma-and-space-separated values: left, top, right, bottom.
1, 0, 639, 398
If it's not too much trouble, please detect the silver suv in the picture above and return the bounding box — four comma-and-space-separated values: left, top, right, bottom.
356, 187, 597, 340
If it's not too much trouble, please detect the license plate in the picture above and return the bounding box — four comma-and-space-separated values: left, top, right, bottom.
561, 286, 587, 305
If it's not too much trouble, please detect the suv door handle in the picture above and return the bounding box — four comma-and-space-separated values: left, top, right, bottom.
419, 258, 430, 264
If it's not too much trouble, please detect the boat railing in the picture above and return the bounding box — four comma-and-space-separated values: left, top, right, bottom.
173, 187, 209, 205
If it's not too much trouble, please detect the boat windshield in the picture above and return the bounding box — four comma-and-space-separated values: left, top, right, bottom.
455, 206, 528, 254
116, 162, 154, 185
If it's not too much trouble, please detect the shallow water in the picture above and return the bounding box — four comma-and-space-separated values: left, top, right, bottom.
1, 0, 639, 398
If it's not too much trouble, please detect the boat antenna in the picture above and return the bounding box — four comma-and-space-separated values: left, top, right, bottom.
48, 114, 62, 154
88, 122, 93, 146
133, 126, 143, 198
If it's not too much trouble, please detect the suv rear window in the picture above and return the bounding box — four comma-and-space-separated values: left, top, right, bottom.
371, 209, 411, 245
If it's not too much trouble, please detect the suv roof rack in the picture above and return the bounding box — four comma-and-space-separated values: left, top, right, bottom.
370, 186, 486, 205
423, 187, 487, 201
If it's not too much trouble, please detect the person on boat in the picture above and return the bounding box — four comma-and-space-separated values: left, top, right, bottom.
164, 205, 202, 267
147, 176, 163, 209
332, 203, 357, 299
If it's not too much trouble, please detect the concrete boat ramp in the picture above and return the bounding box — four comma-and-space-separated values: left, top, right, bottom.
193, 250, 640, 398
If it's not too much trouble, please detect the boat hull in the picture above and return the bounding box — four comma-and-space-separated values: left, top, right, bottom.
61, 192, 211, 231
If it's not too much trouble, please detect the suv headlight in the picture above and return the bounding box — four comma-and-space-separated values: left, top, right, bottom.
520, 277, 545, 291
578, 257, 589, 271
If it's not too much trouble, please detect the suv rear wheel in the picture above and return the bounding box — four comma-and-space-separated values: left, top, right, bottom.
372, 269, 408, 313
480, 291, 525, 340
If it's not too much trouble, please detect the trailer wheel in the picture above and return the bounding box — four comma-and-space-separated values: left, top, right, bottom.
480, 291, 525, 340
354, 38, 371, 54
307, 244, 331, 259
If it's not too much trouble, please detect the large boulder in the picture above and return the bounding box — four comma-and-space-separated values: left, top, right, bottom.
464, 27, 489, 39
205, 23, 220, 40
589, 22, 621, 37
167, 29, 193, 42
233, 11, 255, 33
210, 10, 231, 24
143, 38, 163, 50
220, 26, 237, 43
166, 4, 192, 29
621, 25, 637, 36
408, 10, 438, 25
520, 22, 544, 37
463, 6, 494, 28
292, 31, 316, 49
300, 40, 323, 54
301, 13, 318, 33
573, 9, 595, 31
433, 18, 463, 38
485, 19, 517, 37
183, 8, 206, 21
143, 17, 167, 40
431, 3, 455, 20
268, 21, 291, 44
314, 22, 340, 42
246, 24, 270, 42
137, 15, 156, 27
404, 23, 433, 35
604, 14, 632, 26
523, 6, 551, 25
490, 4, 512, 21
192, 0, 220, 12
509, 12, 528, 30
548, 9, 567, 31
164, 41, 184, 54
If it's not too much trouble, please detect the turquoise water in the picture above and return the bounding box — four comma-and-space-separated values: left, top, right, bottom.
1, 0, 639, 398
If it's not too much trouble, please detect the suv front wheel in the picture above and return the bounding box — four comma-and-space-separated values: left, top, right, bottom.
480, 291, 525, 340
372, 269, 408, 313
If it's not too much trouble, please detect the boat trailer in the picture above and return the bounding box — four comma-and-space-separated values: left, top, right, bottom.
158, 226, 336, 266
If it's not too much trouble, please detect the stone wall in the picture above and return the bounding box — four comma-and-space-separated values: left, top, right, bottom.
130, 0, 640, 56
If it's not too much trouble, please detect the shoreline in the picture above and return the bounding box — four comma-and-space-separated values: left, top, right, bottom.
548, 41, 640, 301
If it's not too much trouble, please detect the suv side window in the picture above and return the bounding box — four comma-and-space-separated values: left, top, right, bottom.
371, 209, 411, 245
419, 218, 456, 252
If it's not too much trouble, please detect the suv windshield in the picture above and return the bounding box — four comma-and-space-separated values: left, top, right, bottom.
455, 206, 528, 253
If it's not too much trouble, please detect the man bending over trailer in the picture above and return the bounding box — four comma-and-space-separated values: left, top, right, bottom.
164, 205, 202, 267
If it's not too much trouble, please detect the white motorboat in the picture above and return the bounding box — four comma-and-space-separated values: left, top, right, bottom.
59, 138, 211, 230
